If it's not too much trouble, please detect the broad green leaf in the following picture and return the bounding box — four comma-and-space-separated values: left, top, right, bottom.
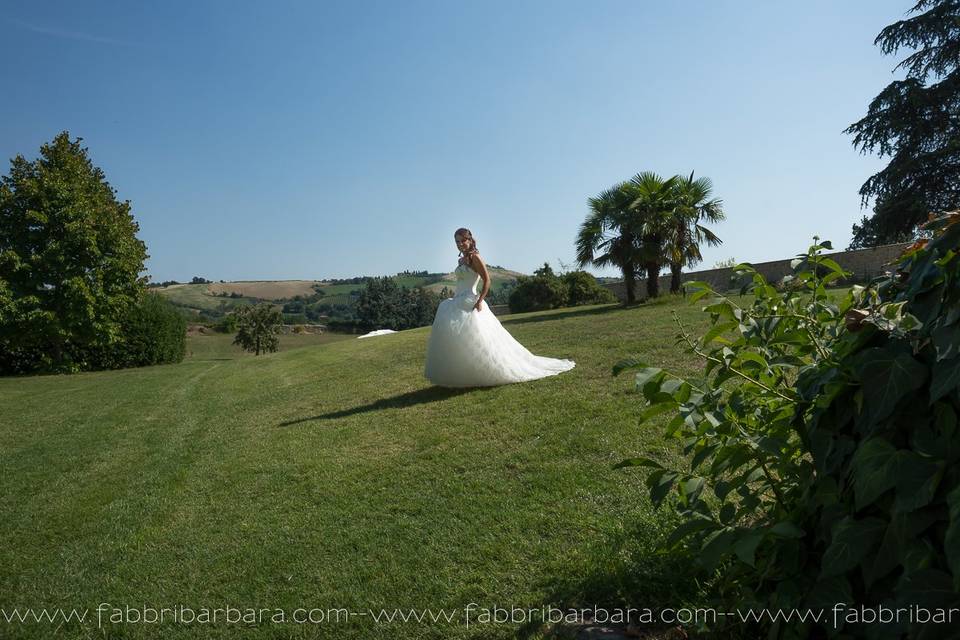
681, 477, 705, 503
854, 347, 927, 428
649, 471, 677, 504
633, 367, 663, 390
821, 516, 887, 577
895, 569, 957, 610
870, 509, 941, 588
612, 357, 646, 377
719, 502, 736, 525
684, 281, 713, 302
770, 521, 804, 539
851, 439, 942, 512
639, 402, 675, 423
690, 444, 718, 471
736, 351, 769, 371
935, 402, 958, 437
850, 438, 898, 510
931, 358, 960, 402
713, 479, 733, 500
893, 456, 942, 513
703, 301, 736, 321
699, 528, 737, 571
732, 530, 763, 567
666, 517, 716, 547
816, 257, 846, 276
868, 515, 910, 588
702, 321, 738, 346
805, 577, 852, 615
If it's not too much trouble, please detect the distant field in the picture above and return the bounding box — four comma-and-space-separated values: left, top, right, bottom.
157, 283, 262, 313
156, 268, 526, 316
422, 268, 523, 295
206, 280, 321, 299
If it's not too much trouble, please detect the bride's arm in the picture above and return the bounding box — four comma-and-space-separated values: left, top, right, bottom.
470, 253, 491, 311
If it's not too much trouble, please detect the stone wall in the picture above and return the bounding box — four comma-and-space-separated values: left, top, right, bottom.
601, 242, 912, 301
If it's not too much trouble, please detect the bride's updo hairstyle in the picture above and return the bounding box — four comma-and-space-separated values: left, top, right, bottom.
454, 227, 478, 256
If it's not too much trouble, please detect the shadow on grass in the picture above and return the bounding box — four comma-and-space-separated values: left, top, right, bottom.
278, 386, 482, 426
517, 514, 706, 639
501, 304, 625, 326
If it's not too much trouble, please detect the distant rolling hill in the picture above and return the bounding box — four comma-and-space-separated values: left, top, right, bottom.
154, 268, 525, 318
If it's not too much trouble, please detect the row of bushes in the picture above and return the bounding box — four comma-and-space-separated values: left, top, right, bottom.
508, 264, 617, 313
0, 291, 186, 375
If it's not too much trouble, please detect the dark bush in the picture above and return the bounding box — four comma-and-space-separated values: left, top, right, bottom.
214, 313, 238, 333
508, 263, 567, 313
113, 292, 187, 367
562, 270, 618, 306
355, 277, 440, 331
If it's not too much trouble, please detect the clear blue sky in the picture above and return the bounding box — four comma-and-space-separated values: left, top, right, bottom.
1, 0, 910, 282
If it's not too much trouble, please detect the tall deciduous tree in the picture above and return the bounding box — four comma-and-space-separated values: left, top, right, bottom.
233, 303, 282, 355
0, 132, 149, 374
845, 0, 960, 248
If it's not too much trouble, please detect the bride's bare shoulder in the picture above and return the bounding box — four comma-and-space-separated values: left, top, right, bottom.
467, 252, 488, 273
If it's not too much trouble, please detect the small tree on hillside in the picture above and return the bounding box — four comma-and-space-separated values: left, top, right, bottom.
233, 303, 281, 355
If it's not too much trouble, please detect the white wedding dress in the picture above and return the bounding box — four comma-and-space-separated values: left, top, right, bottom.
424, 262, 575, 387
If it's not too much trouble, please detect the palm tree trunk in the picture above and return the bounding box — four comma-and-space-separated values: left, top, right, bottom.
646, 263, 660, 298
622, 263, 636, 304
670, 262, 682, 294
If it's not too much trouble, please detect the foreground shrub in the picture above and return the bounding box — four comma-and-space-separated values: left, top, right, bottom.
614, 214, 960, 638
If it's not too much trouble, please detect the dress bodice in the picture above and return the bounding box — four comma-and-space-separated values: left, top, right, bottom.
454, 263, 481, 297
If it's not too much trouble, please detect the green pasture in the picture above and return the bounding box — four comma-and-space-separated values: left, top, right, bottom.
1, 297, 714, 640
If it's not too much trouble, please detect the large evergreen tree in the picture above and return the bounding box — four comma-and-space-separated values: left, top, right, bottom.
0, 132, 149, 374
845, 0, 960, 248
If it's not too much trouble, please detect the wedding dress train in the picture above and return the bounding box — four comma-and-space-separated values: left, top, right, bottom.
424, 263, 575, 387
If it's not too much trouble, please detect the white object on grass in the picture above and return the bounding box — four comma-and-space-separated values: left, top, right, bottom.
358, 329, 398, 339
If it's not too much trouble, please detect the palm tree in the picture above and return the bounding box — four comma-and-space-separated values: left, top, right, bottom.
576, 182, 642, 303
665, 172, 725, 294
627, 171, 680, 299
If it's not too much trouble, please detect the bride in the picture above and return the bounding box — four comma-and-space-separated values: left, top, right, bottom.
424, 228, 575, 387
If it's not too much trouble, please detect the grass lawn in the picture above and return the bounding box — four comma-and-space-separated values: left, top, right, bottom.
0, 297, 714, 640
